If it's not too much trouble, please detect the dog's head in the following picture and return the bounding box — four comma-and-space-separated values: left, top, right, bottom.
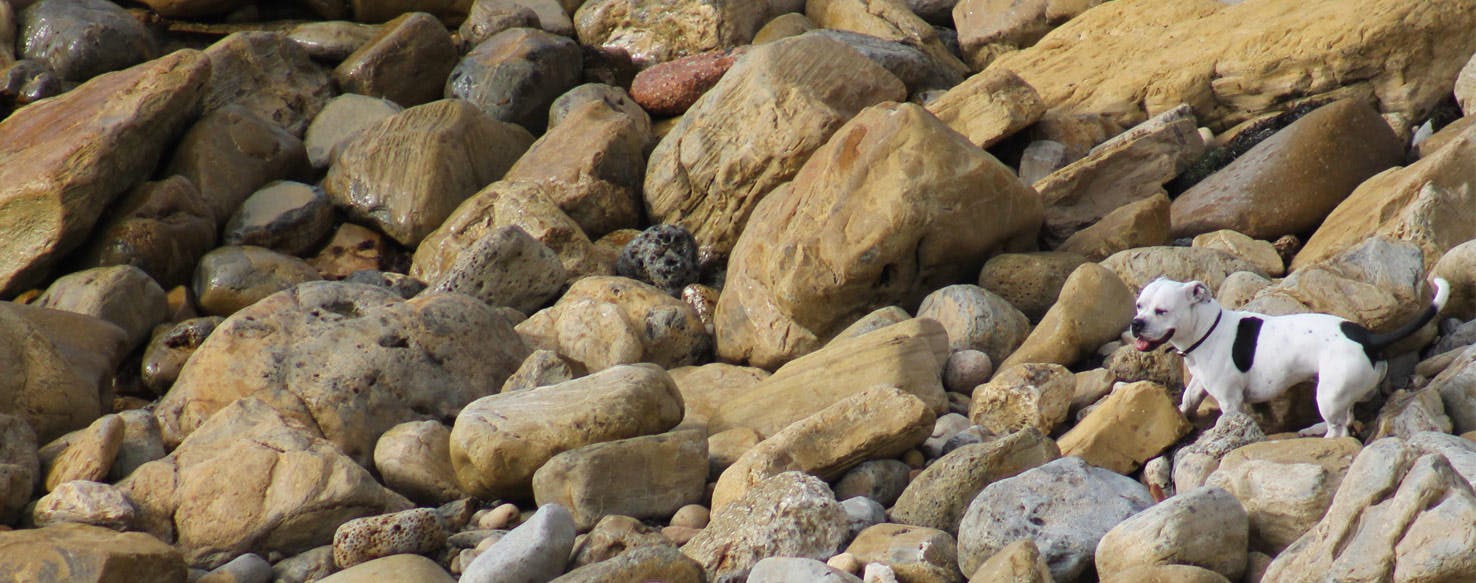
1130, 278, 1212, 351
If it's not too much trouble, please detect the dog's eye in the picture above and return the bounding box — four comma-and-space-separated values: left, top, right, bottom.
1154, 309, 1167, 315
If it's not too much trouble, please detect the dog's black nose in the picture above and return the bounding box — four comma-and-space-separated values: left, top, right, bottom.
1130, 319, 1144, 334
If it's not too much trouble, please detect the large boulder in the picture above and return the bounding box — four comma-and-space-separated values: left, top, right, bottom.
1243, 237, 1431, 333
450, 364, 685, 499
1057, 381, 1192, 475
890, 428, 1060, 535
17, 0, 155, 82
573, 0, 764, 67
515, 276, 710, 372
681, 471, 848, 583
996, 262, 1133, 373
0, 523, 186, 582
989, 0, 1476, 131
156, 282, 529, 464
925, 68, 1044, 149
0, 303, 127, 444
716, 101, 1042, 368
0, 49, 208, 296
1205, 437, 1362, 554
806, 0, 969, 78
1095, 486, 1249, 581
532, 430, 708, 530
323, 99, 534, 247
644, 34, 906, 259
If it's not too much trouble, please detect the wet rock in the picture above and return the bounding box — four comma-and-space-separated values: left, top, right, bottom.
333, 508, 447, 568
644, 34, 906, 259
0, 523, 187, 582
374, 421, 464, 505
615, 225, 700, 296
956, 456, 1154, 581
36, 265, 166, 352
43, 414, 123, 492
1206, 437, 1361, 554
287, 21, 381, 62
192, 246, 322, 317
716, 102, 1040, 368
574, 0, 763, 67
459, 0, 540, 47
533, 430, 707, 529
925, 68, 1043, 149
503, 96, 650, 238
165, 105, 310, 227
451, 364, 684, 499
33, 480, 135, 531
426, 225, 566, 314
996, 263, 1133, 372
0, 413, 38, 525
18, 0, 154, 82
1057, 192, 1173, 262
548, 83, 650, 132
0, 49, 209, 296
223, 181, 334, 257
0, 303, 127, 444
1096, 486, 1248, 581
73, 176, 217, 289
515, 276, 710, 372
447, 27, 582, 132
201, 32, 335, 137
681, 471, 847, 583
324, 99, 533, 246
461, 504, 576, 583
304, 94, 402, 169
712, 386, 933, 510
976, 252, 1090, 322
141, 317, 222, 395
138, 0, 248, 19
308, 224, 388, 280
891, 428, 1059, 535
1172, 99, 1404, 240
334, 12, 456, 107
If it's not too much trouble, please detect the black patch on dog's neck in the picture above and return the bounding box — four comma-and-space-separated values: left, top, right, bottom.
1340, 321, 1377, 364
1233, 317, 1263, 373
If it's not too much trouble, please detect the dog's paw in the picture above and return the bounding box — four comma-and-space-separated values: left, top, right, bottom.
1297, 422, 1329, 438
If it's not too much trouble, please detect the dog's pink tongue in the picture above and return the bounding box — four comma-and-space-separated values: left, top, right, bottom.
1134, 338, 1153, 351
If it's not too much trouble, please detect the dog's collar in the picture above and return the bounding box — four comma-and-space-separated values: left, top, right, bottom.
1174, 309, 1223, 357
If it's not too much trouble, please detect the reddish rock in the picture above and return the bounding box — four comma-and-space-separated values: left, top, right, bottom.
629, 49, 744, 117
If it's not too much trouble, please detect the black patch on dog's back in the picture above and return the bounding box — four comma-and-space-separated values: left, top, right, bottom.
1340, 321, 1377, 364
1233, 317, 1263, 373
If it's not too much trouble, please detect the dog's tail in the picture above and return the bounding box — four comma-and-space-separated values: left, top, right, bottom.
1363, 277, 1450, 353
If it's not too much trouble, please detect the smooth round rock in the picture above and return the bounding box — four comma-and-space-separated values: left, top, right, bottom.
223, 181, 334, 257
18, 0, 154, 82
303, 93, 402, 169
141, 317, 224, 395
446, 27, 582, 132
943, 349, 994, 393
192, 246, 323, 317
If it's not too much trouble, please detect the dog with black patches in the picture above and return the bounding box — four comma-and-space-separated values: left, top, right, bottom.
1129, 277, 1449, 438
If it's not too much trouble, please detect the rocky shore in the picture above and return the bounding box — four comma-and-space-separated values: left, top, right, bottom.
2, 0, 1476, 581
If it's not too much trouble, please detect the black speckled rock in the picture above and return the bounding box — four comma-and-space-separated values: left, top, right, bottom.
616, 225, 699, 296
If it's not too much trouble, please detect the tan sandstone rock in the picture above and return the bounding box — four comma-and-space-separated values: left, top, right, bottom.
1100, 245, 1266, 295
1205, 437, 1361, 554
0, 523, 186, 582
668, 363, 771, 432
1431, 240, 1476, 320
890, 428, 1060, 535
845, 523, 962, 583
1058, 381, 1191, 475
533, 430, 708, 529
573, 0, 763, 67
200, 32, 333, 137
925, 67, 1043, 149
0, 303, 127, 444
334, 12, 456, 107
1095, 486, 1249, 581
1057, 192, 1171, 262
807, 0, 969, 78
1191, 230, 1284, 278
970, 364, 1074, 436
515, 276, 710, 372
964, 539, 1052, 583
996, 262, 1133, 372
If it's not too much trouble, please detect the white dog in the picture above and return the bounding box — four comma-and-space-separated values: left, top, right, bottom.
1129, 277, 1449, 438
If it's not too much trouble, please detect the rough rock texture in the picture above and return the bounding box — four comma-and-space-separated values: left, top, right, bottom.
72, 176, 216, 290
164, 104, 309, 227
964, 539, 1052, 583
1058, 381, 1192, 475
533, 430, 708, 529
1294, 119, 1476, 272
515, 276, 710, 372
644, 34, 906, 259
953, 0, 1104, 67
996, 262, 1133, 372
1034, 105, 1204, 246
32, 480, 137, 531
614, 225, 700, 296
708, 318, 949, 438
1170, 412, 1265, 494
805, 29, 962, 97
1263, 435, 1476, 582
334, 12, 456, 107
1206, 437, 1362, 554
1432, 346, 1476, 435
956, 456, 1154, 581
1243, 237, 1431, 334
891, 428, 1060, 535
925, 68, 1044, 149
712, 386, 933, 510
716, 102, 1042, 368
425, 225, 566, 314
989, 0, 1476, 131
573, 0, 764, 67
681, 471, 848, 583
1095, 486, 1249, 581
450, 364, 685, 499
917, 285, 1031, 368
119, 397, 413, 569
0, 49, 208, 296
44, 414, 124, 492
304, 94, 402, 169
0, 303, 128, 444
630, 49, 740, 116
845, 523, 963, 583
201, 32, 334, 137
323, 99, 533, 246
332, 508, 447, 568
1171, 98, 1404, 239
446, 27, 581, 131
555, 544, 704, 582
0, 523, 187, 582
157, 282, 529, 464
1101, 246, 1266, 295
373, 421, 464, 505
0, 413, 38, 525
1191, 229, 1284, 278
1057, 192, 1172, 262
36, 265, 167, 352
976, 251, 1089, 322
192, 246, 322, 317
970, 363, 1074, 436
806, 0, 969, 78
461, 503, 577, 583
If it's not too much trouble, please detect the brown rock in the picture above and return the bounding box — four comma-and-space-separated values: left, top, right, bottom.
555, 544, 704, 583
708, 318, 950, 438
459, 0, 540, 47
1432, 240, 1476, 321
1101, 245, 1266, 295
308, 223, 388, 279
323, 99, 533, 246
1035, 104, 1204, 246
44, 415, 124, 492
373, 421, 464, 505
139, 0, 247, 19
954, 0, 1106, 67
568, 514, 672, 568
164, 105, 309, 227
0, 524, 186, 582
644, 34, 906, 258
891, 428, 1060, 535
970, 363, 1074, 436
1101, 564, 1230, 583
334, 12, 456, 107
926, 68, 1045, 149
807, 0, 969, 78
668, 363, 771, 432
17, 0, 156, 82
1171, 99, 1404, 239
514, 276, 710, 372
1205, 437, 1360, 554
976, 251, 1090, 322
36, 265, 167, 351
1294, 120, 1476, 272
425, 225, 566, 314
753, 12, 814, 44
716, 102, 1041, 368
533, 430, 708, 529
630, 49, 742, 117
0, 413, 38, 525
201, 32, 334, 137
997, 262, 1133, 372
0, 49, 209, 296
303, 93, 402, 169
1057, 381, 1191, 475
845, 523, 963, 583
711, 386, 934, 510
573, 0, 762, 67
286, 21, 381, 62
192, 246, 322, 317
72, 177, 216, 289
964, 538, 1052, 583
681, 471, 848, 583
445, 27, 581, 132
990, 0, 1476, 131
1191, 229, 1284, 277
0, 303, 127, 444
1057, 192, 1172, 261
32, 480, 136, 531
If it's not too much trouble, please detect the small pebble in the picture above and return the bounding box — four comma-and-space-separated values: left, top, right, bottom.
828, 552, 862, 575
669, 504, 709, 529
479, 502, 521, 530
661, 525, 700, 545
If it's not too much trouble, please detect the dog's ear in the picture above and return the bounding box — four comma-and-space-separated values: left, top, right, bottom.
1188, 281, 1211, 303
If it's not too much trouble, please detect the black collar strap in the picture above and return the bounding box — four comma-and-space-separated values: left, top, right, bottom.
1174, 309, 1223, 357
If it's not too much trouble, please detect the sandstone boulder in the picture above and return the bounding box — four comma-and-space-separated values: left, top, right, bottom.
970, 364, 1074, 436
304, 94, 402, 169
1206, 437, 1361, 554
0, 303, 127, 444
373, 420, 464, 505
668, 363, 771, 432
926, 68, 1043, 149
18, 0, 154, 82
845, 523, 963, 583
515, 276, 710, 372
222, 181, 335, 257
976, 252, 1089, 321
534, 430, 707, 529
807, 0, 968, 77
1095, 486, 1248, 581
0, 523, 186, 582
36, 265, 167, 352
891, 428, 1060, 535
953, 0, 1105, 69
1057, 192, 1172, 262
996, 262, 1133, 372
681, 471, 847, 583
0, 413, 37, 525
1058, 381, 1191, 475
1244, 237, 1432, 333
334, 13, 456, 107
425, 225, 566, 314
573, 0, 763, 67
963, 539, 1052, 583
1100, 245, 1265, 295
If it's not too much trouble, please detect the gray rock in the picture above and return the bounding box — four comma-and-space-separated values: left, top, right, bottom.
141, 317, 224, 395
1095, 486, 1249, 581
0, 413, 39, 525
427, 226, 567, 314
201, 31, 335, 137
532, 430, 707, 530
548, 83, 650, 133
1171, 413, 1264, 494
271, 545, 336, 583
286, 21, 380, 62
841, 496, 887, 541
34, 480, 133, 530
223, 181, 334, 257
332, 507, 447, 569
956, 456, 1154, 581
917, 284, 1030, 368
447, 27, 582, 132
192, 246, 323, 317
0, 59, 62, 105
108, 410, 166, 482
942, 349, 993, 394
341, 271, 427, 299
73, 176, 217, 290
36, 265, 167, 351
922, 413, 975, 460
747, 557, 862, 582
199, 552, 272, 583
462, 504, 576, 583
893, 428, 1059, 536
18, 0, 154, 82
834, 460, 912, 507
682, 471, 848, 583
617, 224, 701, 296
1430, 345, 1476, 434
303, 93, 402, 169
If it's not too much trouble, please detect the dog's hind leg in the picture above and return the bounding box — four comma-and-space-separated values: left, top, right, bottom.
1315, 367, 1370, 439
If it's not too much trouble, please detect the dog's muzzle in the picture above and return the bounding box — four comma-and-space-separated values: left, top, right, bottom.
1130, 318, 1146, 335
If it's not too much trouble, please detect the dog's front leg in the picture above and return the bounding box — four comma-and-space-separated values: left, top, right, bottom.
1180, 377, 1207, 417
